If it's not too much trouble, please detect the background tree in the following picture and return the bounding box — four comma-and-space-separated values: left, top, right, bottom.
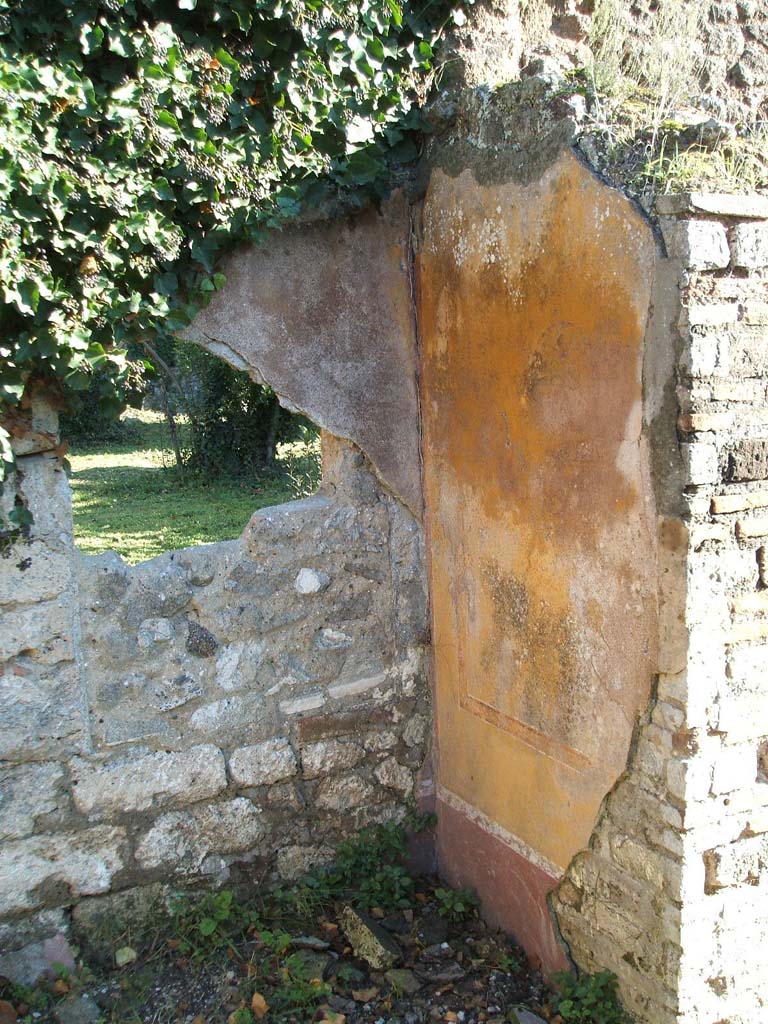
0, 0, 470, 508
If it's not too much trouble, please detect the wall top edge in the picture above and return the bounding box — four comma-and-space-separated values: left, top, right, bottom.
655, 192, 768, 220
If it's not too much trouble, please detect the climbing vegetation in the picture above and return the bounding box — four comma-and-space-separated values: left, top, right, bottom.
0, 0, 470, 489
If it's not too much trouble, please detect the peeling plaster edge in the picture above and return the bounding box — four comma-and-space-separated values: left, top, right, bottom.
186, 332, 422, 521
436, 784, 561, 880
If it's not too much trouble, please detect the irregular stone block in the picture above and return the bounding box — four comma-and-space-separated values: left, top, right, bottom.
294, 568, 331, 595
301, 738, 365, 779
0, 762, 66, 840
731, 222, 768, 269
136, 617, 174, 648
0, 600, 72, 661
186, 620, 219, 657
229, 737, 298, 786
54, 993, 101, 1024
660, 218, 730, 270
681, 442, 719, 486
315, 772, 375, 811
0, 546, 72, 607
275, 844, 335, 881
0, 827, 126, 916
0, 932, 76, 986
340, 906, 402, 969
0, 662, 84, 762
655, 193, 768, 219
374, 757, 414, 798
726, 439, 768, 481
135, 798, 264, 872
71, 745, 226, 817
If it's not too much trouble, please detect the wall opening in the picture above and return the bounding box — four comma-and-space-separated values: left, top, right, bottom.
62, 341, 322, 564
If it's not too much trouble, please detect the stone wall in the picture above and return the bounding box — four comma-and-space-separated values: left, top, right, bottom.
552, 195, 768, 1024
0, 421, 430, 973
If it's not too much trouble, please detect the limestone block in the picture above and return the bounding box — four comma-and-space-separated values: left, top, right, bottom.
655, 193, 768, 219
136, 617, 174, 648
661, 218, 730, 270
315, 628, 353, 650
279, 692, 326, 715
327, 671, 389, 701
301, 738, 365, 779
315, 772, 375, 811
373, 756, 414, 797
187, 695, 261, 736
0, 762, 66, 840
681, 442, 719, 486
215, 640, 266, 690
229, 737, 298, 786
0, 827, 126, 916
0, 662, 85, 762
294, 568, 331, 595
0, 599, 72, 661
0, 546, 72, 607
71, 745, 226, 817
135, 798, 264, 872
681, 330, 727, 377
684, 302, 738, 327
731, 222, 768, 268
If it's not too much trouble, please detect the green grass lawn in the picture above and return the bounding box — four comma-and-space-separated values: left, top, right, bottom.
68, 410, 317, 564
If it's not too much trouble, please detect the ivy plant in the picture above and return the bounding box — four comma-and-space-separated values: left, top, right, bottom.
0, 0, 469, 496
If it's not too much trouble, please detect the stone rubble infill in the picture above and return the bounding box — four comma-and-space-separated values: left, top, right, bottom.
0, 881, 556, 1024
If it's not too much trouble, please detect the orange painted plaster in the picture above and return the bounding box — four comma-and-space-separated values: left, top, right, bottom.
418, 151, 658, 874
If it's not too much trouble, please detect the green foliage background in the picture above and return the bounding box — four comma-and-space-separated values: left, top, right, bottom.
0, 0, 469, 483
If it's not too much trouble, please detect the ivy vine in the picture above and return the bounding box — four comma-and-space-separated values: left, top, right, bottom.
0, 0, 469, 492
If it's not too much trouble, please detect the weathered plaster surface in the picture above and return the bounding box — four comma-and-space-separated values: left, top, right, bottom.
418, 150, 659, 966
183, 194, 422, 516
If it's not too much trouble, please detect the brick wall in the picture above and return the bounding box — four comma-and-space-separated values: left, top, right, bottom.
552, 194, 768, 1024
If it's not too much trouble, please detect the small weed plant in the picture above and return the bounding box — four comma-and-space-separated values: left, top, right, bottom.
169, 889, 259, 959
434, 886, 479, 922
552, 971, 633, 1024
275, 819, 420, 920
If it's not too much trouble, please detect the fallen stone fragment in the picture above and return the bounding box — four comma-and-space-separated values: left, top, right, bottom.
418, 960, 466, 983
290, 935, 330, 951
351, 987, 379, 1003
511, 1010, 547, 1024
114, 945, 137, 967
385, 968, 422, 995
340, 907, 402, 970
54, 993, 101, 1024
289, 949, 332, 980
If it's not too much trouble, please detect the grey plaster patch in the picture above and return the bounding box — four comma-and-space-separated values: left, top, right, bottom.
182, 193, 422, 515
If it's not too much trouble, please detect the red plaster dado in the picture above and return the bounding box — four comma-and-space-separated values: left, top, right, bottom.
437, 796, 570, 975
